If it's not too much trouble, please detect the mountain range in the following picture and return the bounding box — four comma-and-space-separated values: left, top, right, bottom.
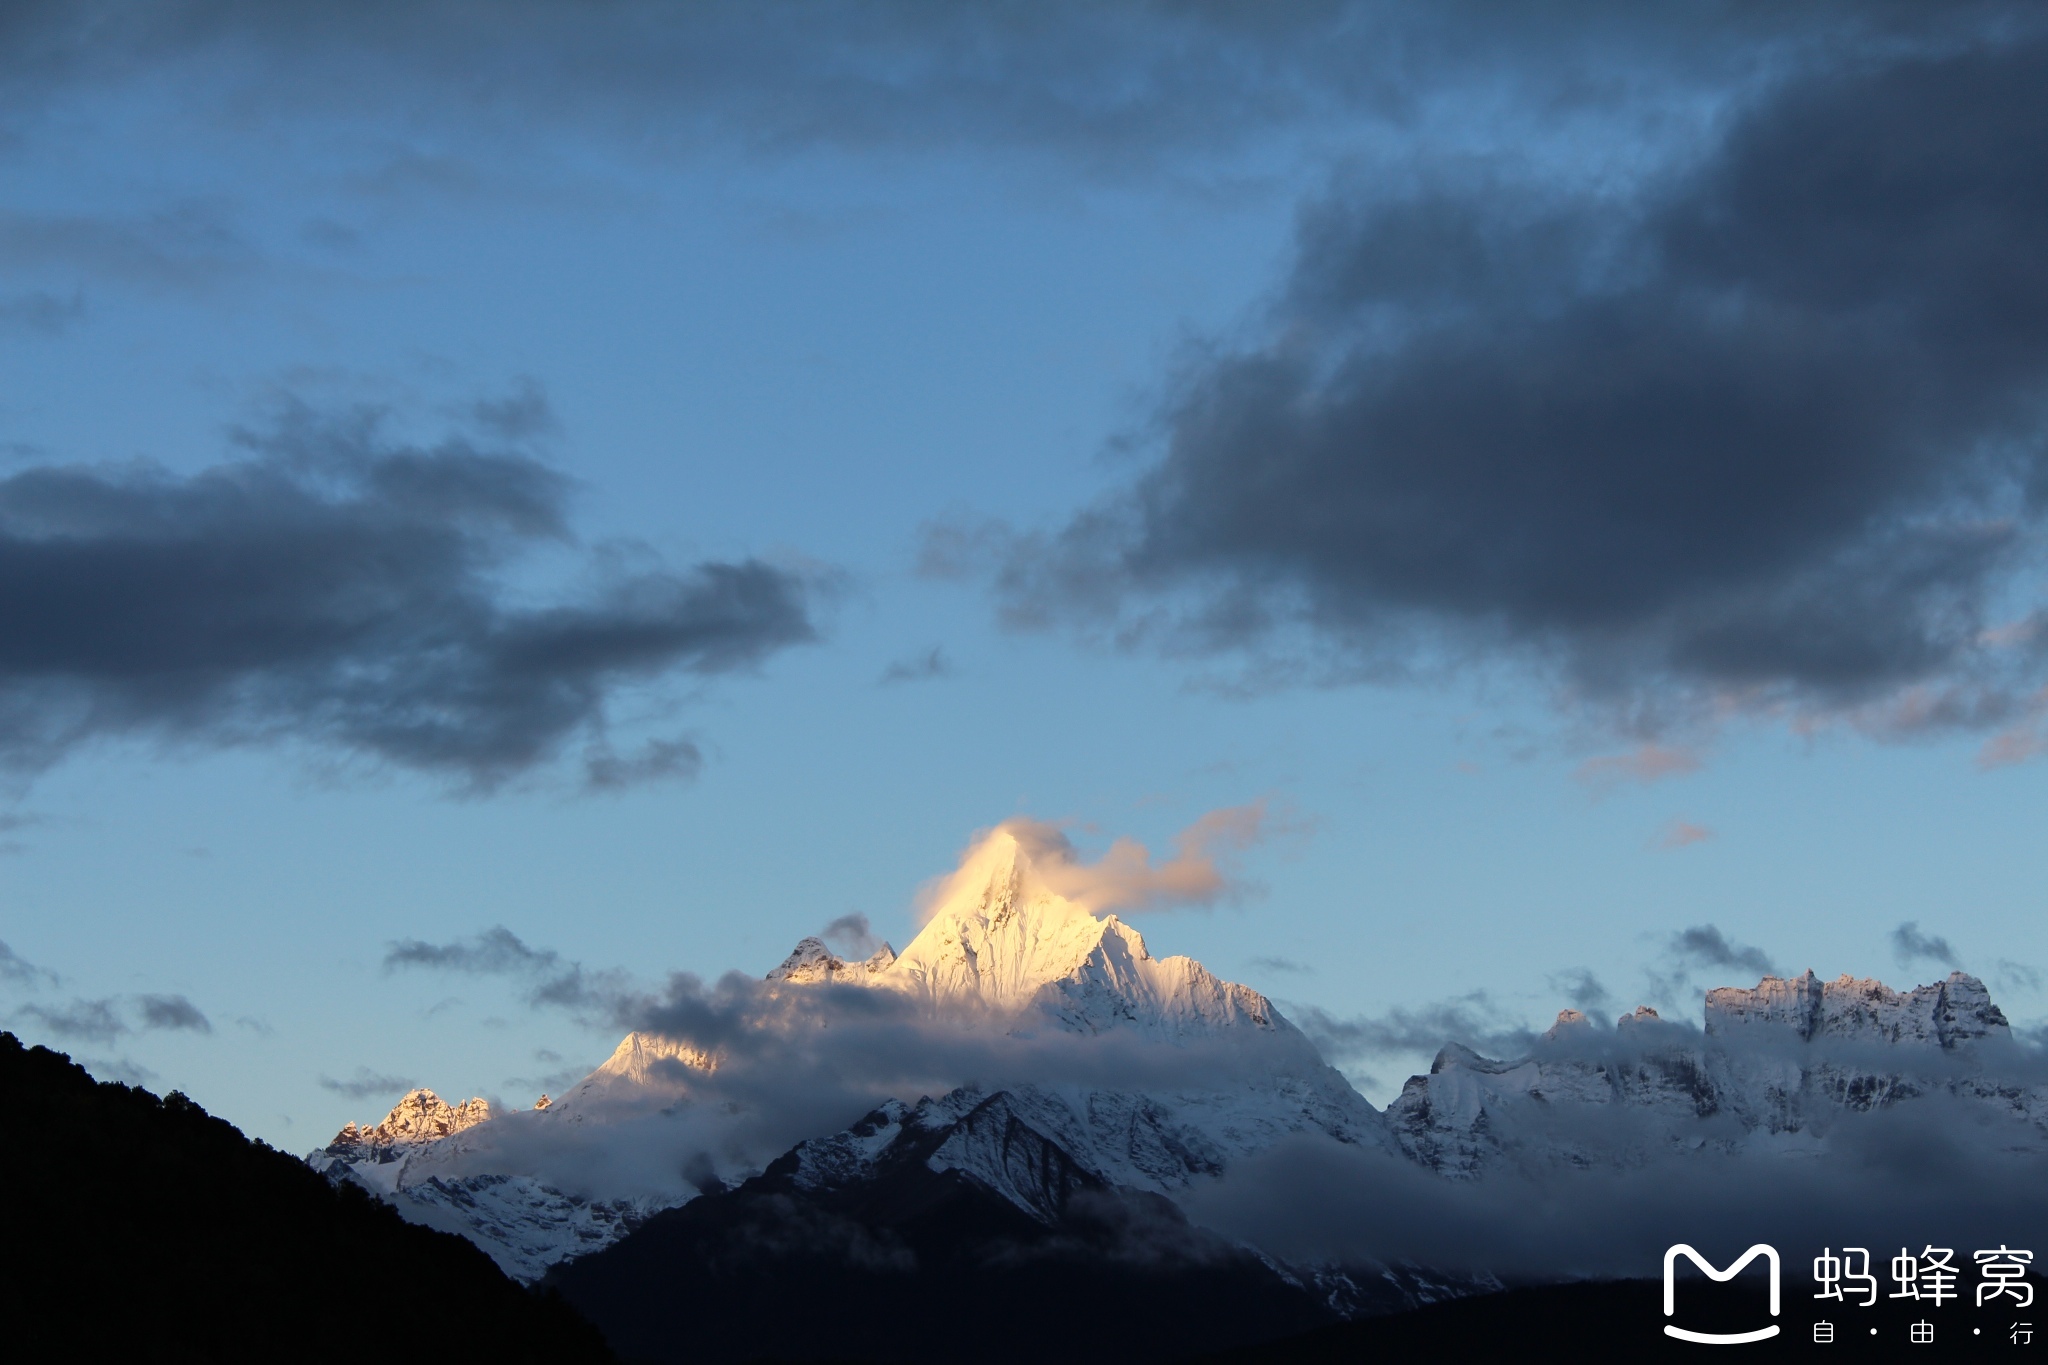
307, 830, 2048, 1359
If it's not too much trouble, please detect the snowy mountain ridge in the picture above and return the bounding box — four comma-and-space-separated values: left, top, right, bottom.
1705, 967, 2008, 1045
1388, 968, 2040, 1178
307, 828, 2047, 1290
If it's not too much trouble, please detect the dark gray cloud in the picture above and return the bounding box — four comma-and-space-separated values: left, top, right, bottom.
1996, 959, 2042, 995
0, 395, 817, 788
1289, 991, 1537, 1064
318, 1068, 417, 1102
955, 30, 2048, 740
878, 647, 951, 686
1669, 925, 1776, 979
0, 289, 84, 337
15, 997, 124, 1044
385, 926, 556, 974
1250, 955, 1311, 975
13, 991, 215, 1041
136, 993, 211, 1034
0, 205, 253, 289
1893, 921, 1961, 969
83, 1056, 156, 1087
582, 737, 703, 793
0, 2, 1853, 174
1546, 968, 1611, 1015
1641, 924, 1777, 1008
820, 913, 884, 959
0, 810, 43, 855
503, 1065, 587, 1095
384, 925, 625, 1011
0, 937, 53, 986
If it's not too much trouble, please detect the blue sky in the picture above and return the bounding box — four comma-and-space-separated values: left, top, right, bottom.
3, 4, 2046, 1147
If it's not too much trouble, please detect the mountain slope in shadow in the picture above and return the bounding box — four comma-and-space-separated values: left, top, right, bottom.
547, 1097, 1338, 1365
0, 1032, 612, 1363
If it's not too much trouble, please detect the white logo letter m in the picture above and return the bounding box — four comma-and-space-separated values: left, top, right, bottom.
1663, 1243, 1781, 1344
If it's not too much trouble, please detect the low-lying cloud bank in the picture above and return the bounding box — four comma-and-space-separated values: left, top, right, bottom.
395, 953, 1334, 1202
1184, 1110, 2048, 1280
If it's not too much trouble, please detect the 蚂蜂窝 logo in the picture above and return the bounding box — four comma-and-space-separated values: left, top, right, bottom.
1663, 1243, 1781, 1343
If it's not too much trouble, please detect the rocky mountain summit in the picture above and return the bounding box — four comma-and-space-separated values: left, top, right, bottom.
320, 1089, 496, 1164
1704, 967, 2008, 1044
765, 936, 896, 984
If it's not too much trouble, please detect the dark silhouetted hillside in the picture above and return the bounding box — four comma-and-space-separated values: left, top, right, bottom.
0, 1032, 612, 1363
548, 1141, 1333, 1364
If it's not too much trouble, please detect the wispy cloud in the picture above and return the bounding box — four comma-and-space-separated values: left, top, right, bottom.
383, 925, 624, 1012
1289, 992, 1535, 1065
83, 1056, 157, 1088
1996, 960, 2042, 995
1654, 819, 1714, 849
12, 991, 213, 1041
0, 204, 254, 290
318, 1068, 418, 1102
0, 938, 55, 986
0, 289, 85, 337
1892, 921, 1960, 970
821, 913, 884, 959
135, 994, 211, 1033
16, 997, 126, 1044
1668, 925, 1775, 978
880, 647, 951, 686
1575, 745, 1702, 792
1546, 968, 1611, 1015
583, 737, 703, 792
1643, 924, 1777, 1005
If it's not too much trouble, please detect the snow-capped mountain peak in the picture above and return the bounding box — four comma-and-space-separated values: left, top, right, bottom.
322, 1088, 494, 1162
858, 825, 1282, 1040
766, 936, 897, 983
548, 1030, 716, 1122
887, 825, 1115, 1010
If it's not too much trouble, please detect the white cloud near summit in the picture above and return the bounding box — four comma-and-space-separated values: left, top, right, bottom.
916, 806, 1271, 923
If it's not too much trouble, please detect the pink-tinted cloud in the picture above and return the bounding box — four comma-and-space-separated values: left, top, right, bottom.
1573, 743, 1702, 792
1655, 819, 1714, 849
1979, 724, 2048, 770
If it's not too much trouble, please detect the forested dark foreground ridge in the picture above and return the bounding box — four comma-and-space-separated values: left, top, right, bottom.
0, 1032, 612, 1363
